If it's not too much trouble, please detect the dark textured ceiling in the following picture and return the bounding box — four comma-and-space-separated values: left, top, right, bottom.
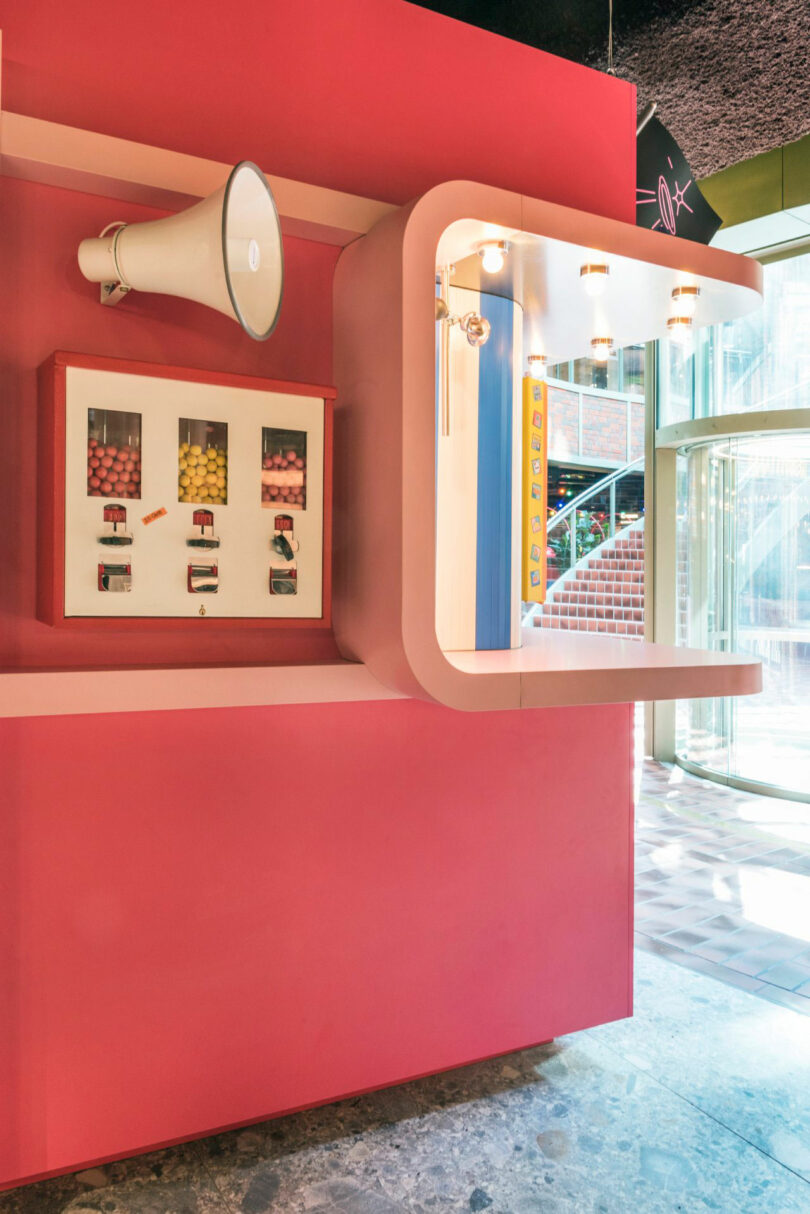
410, 0, 810, 177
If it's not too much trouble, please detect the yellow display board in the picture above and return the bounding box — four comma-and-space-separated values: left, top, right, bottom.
521, 376, 548, 603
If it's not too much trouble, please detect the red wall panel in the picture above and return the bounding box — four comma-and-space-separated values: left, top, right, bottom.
0, 0, 635, 221
0, 699, 633, 1188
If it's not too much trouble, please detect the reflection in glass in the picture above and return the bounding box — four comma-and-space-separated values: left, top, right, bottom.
659, 249, 810, 427
262, 427, 307, 510
676, 434, 810, 798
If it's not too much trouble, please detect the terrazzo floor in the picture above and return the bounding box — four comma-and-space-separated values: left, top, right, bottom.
3, 763, 810, 1213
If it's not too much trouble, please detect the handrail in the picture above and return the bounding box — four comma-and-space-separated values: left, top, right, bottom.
547, 456, 644, 535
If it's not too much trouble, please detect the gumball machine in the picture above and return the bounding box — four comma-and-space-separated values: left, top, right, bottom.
40, 353, 331, 623
269, 513, 298, 594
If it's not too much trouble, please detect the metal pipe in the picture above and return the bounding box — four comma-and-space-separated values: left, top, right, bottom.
438, 266, 451, 438
547, 456, 644, 537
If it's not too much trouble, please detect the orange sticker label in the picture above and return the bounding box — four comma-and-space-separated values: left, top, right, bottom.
142, 507, 167, 526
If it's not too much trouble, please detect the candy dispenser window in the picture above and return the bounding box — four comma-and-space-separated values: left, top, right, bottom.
261, 427, 307, 510
179, 418, 228, 505
87, 408, 142, 500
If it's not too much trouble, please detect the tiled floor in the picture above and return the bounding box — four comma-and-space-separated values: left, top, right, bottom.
3, 762, 810, 1211
635, 759, 810, 1014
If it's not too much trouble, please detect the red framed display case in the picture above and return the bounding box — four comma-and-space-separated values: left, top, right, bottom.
37, 352, 334, 630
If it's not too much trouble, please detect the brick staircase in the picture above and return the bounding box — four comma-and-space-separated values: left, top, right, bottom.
534, 519, 645, 639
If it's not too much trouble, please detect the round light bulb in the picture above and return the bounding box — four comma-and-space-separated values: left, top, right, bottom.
481, 245, 505, 274
671, 285, 700, 316
528, 355, 547, 380
591, 338, 612, 363
580, 264, 609, 297
667, 316, 693, 343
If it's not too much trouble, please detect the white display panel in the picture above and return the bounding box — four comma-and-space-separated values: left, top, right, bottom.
64, 367, 325, 619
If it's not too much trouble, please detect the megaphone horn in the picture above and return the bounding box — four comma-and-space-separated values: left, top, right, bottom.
77, 160, 284, 342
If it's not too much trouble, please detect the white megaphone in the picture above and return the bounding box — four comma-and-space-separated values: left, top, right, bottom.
78, 160, 283, 341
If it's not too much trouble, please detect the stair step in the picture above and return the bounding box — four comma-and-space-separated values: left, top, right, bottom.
540, 603, 643, 621
567, 575, 644, 592
575, 570, 646, 585
552, 587, 644, 602
552, 595, 644, 611
536, 615, 645, 637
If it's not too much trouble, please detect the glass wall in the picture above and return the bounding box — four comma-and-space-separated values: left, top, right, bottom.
659, 248, 810, 428
675, 434, 810, 797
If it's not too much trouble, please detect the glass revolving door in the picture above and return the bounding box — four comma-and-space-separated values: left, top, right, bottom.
676, 433, 810, 799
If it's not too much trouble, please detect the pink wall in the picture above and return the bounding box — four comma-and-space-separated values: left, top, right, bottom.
1, 700, 633, 1187
0, 0, 637, 1189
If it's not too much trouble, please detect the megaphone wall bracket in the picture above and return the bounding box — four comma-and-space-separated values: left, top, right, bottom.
100, 282, 132, 307
97, 222, 132, 308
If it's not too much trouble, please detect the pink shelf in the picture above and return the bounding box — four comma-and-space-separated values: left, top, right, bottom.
0, 662, 402, 718
447, 628, 761, 707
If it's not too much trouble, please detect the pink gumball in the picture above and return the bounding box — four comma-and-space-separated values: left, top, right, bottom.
89, 475, 101, 489
285, 449, 297, 462
106, 445, 118, 458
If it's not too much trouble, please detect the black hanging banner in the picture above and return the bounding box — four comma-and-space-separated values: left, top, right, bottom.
636, 117, 722, 244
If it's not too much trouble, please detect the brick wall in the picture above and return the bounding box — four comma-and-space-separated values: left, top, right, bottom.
548, 385, 579, 460
630, 400, 645, 461
581, 397, 627, 463
548, 384, 644, 466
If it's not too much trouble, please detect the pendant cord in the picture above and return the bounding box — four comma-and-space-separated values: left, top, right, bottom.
607, 0, 615, 74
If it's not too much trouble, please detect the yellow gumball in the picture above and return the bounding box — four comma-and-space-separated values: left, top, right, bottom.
191, 473, 204, 487
206, 446, 217, 459
179, 474, 190, 488
181, 493, 192, 503
211, 495, 223, 505
216, 453, 226, 466
198, 485, 209, 499
205, 472, 217, 486
190, 444, 202, 456
215, 475, 226, 489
